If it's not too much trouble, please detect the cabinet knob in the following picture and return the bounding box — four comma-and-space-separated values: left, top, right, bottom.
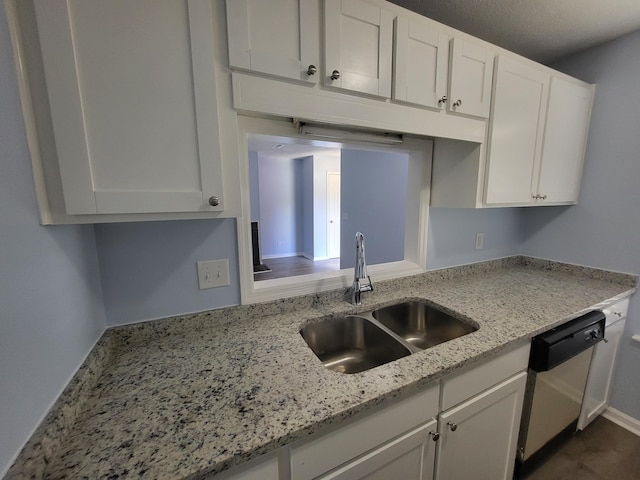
307, 64, 317, 76
208, 196, 220, 207
330, 69, 340, 80
438, 95, 448, 105
453, 99, 462, 108
429, 431, 440, 441
447, 422, 457, 431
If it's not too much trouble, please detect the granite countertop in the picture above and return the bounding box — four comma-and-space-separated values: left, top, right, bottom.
6, 257, 637, 480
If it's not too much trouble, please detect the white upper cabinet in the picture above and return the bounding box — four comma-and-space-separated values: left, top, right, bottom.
393, 17, 449, 109
33, 0, 224, 215
324, 0, 393, 97
448, 38, 494, 118
484, 55, 550, 204
537, 76, 594, 203
226, 0, 320, 83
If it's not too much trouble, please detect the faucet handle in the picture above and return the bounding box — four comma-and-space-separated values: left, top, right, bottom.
362, 275, 374, 292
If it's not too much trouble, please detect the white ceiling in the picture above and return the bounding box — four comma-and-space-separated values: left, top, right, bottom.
389, 0, 640, 63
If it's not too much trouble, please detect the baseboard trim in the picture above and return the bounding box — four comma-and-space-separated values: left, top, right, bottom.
602, 407, 640, 437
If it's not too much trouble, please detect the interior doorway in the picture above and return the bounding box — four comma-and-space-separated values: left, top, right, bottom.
327, 171, 341, 259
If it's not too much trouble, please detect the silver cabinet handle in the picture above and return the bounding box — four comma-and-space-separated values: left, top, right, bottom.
330, 69, 340, 80
447, 422, 457, 431
307, 65, 317, 76
208, 196, 220, 207
429, 431, 440, 441
438, 95, 448, 105
453, 99, 462, 107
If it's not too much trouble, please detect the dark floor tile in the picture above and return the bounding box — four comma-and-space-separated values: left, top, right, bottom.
524, 452, 603, 480
524, 417, 640, 480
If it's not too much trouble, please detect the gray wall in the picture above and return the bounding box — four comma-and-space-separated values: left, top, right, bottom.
427, 208, 526, 270
340, 149, 409, 269
0, 7, 106, 475
94, 219, 240, 326
248, 151, 260, 223
301, 156, 314, 258
522, 29, 640, 420
255, 155, 299, 257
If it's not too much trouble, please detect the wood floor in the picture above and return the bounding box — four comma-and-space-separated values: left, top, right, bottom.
523, 417, 640, 480
254, 256, 340, 281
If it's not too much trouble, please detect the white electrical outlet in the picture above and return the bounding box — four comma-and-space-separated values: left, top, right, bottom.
197, 259, 230, 289
475, 233, 484, 250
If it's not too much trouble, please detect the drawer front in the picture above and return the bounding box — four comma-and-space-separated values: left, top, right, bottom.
290, 383, 439, 480
441, 342, 530, 410
603, 298, 630, 326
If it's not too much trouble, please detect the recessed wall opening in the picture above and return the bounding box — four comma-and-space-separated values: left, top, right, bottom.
237, 117, 432, 305
247, 138, 410, 283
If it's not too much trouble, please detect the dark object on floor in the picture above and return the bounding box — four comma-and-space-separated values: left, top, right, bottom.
253, 263, 271, 273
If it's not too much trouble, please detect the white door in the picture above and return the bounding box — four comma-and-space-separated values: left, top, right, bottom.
327, 172, 341, 259
448, 38, 494, 118
537, 76, 594, 203
226, 0, 320, 83
324, 0, 393, 97
319, 420, 437, 480
436, 372, 527, 480
393, 17, 449, 109
34, 0, 224, 214
484, 55, 550, 205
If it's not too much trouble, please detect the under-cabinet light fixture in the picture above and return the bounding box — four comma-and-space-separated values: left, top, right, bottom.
294, 119, 403, 145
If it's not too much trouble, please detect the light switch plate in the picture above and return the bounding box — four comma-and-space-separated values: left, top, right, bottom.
475, 233, 484, 250
197, 259, 230, 289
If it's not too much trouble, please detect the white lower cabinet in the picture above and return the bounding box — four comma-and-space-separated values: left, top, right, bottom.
435, 372, 527, 480
578, 299, 630, 430
319, 419, 437, 480
210, 454, 280, 480
290, 384, 440, 480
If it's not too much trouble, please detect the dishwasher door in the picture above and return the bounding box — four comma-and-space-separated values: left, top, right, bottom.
519, 347, 594, 462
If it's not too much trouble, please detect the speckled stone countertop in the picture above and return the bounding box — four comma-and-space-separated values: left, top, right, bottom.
6, 257, 637, 480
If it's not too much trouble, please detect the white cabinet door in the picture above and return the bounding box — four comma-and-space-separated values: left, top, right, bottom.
393, 17, 449, 109
448, 38, 494, 118
226, 0, 320, 84
578, 319, 626, 430
209, 454, 279, 480
319, 420, 437, 480
436, 372, 527, 480
324, 0, 393, 98
34, 0, 224, 215
484, 55, 550, 204
537, 76, 594, 203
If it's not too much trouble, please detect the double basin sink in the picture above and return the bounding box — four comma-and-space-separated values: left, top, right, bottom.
300, 300, 478, 374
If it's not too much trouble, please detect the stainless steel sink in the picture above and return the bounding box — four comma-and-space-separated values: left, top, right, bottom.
371, 300, 478, 350
300, 300, 478, 374
300, 316, 411, 374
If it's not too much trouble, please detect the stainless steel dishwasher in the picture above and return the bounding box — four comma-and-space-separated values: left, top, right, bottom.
515, 310, 606, 477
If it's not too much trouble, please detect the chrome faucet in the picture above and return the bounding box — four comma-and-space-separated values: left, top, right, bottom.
351, 232, 373, 305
